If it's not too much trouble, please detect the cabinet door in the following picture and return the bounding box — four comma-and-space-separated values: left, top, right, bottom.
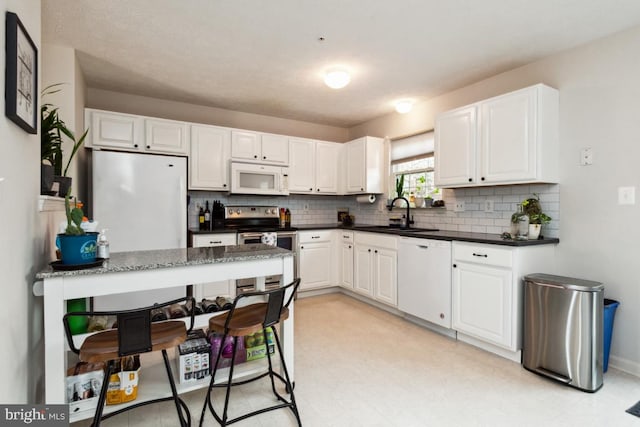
452, 262, 513, 349
340, 243, 354, 289
189, 125, 231, 190
353, 245, 373, 296
145, 118, 189, 154
231, 130, 261, 161
261, 134, 289, 164
91, 111, 142, 150
315, 141, 340, 194
288, 138, 315, 193
480, 88, 537, 183
434, 106, 477, 187
299, 241, 332, 290
345, 138, 366, 193
374, 248, 397, 306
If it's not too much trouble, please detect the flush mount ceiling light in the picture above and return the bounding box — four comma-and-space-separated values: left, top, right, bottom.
324, 68, 351, 89
395, 99, 414, 114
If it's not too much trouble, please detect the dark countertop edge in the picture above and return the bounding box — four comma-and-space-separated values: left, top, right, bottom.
296, 224, 559, 246
188, 228, 239, 234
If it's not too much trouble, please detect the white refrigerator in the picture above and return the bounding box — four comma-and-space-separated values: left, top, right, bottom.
91, 150, 187, 310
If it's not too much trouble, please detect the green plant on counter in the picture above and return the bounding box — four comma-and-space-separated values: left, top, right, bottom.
415, 175, 426, 196
519, 193, 552, 225
64, 188, 85, 235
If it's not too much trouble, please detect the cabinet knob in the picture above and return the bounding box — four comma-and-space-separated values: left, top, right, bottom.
368, 249, 371, 253
374, 250, 378, 253
223, 184, 227, 187
468, 178, 472, 182
453, 264, 457, 268
440, 313, 445, 319
309, 188, 313, 191
317, 188, 320, 192
146, 145, 150, 149
263, 156, 267, 159
481, 177, 485, 181
300, 246, 304, 249
254, 155, 258, 158
134, 144, 138, 148
361, 187, 364, 191
349, 245, 352, 249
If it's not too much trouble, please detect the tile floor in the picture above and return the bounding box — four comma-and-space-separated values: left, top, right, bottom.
77, 293, 640, 426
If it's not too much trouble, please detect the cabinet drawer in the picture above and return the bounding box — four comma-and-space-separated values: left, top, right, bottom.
298, 230, 332, 243
193, 233, 237, 247
355, 232, 398, 250
453, 242, 512, 268
338, 231, 354, 244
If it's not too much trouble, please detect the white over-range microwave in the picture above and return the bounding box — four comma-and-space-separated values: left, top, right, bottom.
230, 162, 289, 196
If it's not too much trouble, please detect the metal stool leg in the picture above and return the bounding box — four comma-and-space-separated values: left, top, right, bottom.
271, 327, 302, 426
199, 332, 228, 427
91, 360, 114, 427
162, 349, 190, 427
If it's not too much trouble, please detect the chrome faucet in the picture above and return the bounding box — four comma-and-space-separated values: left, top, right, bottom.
388, 197, 414, 229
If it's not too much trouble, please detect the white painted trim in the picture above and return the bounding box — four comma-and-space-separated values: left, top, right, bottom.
608, 355, 640, 378
38, 195, 65, 212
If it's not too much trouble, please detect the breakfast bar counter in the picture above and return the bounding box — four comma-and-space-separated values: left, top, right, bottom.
34, 244, 295, 412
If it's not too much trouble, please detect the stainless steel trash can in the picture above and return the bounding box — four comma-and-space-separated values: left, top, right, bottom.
522, 273, 604, 392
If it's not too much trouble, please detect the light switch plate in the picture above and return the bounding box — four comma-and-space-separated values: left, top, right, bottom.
580, 147, 593, 165
618, 186, 636, 205
484, 200, 494, 213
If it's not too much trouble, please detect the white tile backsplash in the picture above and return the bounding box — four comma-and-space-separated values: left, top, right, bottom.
188, 183, 559, 238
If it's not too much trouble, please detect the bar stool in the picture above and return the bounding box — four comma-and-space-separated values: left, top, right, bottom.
199, 278, 302, 426
63, 296, 195, 427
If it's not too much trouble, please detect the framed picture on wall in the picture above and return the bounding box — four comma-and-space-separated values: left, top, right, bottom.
5, 11, 38, 134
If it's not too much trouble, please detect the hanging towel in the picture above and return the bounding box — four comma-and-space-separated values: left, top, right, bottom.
260, 232, 277, 246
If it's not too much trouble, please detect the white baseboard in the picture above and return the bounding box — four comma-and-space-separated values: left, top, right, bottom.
401, 313, 458, 340
609, 355, 640, 377
457, 333, 522, 363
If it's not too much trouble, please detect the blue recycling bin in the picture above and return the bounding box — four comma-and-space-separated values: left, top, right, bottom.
603, 298, 620, 373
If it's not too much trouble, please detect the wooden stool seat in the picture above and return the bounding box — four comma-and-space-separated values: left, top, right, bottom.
80, 321, 187, 363
208, 304, 289, 337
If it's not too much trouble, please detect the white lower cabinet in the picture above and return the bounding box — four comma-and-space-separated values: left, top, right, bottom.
339, 232, 354, 290
298, 231, 333, 290
191, 233, 237, 300
451, 241, 556, 359
353, 232, 398, 306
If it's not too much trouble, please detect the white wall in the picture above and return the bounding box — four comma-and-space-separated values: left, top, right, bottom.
352, 25, 640, 375
0, 0, 42, 403
87, 88, 350, 142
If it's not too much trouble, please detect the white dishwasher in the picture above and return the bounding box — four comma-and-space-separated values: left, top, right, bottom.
398, 237, 452, 328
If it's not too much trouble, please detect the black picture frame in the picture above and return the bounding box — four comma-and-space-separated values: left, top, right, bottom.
5, 11, 38, 134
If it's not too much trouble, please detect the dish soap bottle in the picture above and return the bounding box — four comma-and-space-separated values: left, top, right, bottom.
97, 229, 110, 259
285, 208, 291, 227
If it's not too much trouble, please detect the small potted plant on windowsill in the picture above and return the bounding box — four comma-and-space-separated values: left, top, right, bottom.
41, 84, 88, 196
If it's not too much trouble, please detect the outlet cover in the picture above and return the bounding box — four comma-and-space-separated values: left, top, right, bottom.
618, 186, 636, 205
454, 201, 465, 212
580, 147, 593, 166
303, 203, 310, 211
484, 200, 494, 213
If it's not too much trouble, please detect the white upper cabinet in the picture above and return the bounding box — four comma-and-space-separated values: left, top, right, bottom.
288, 138, 315, 193
231, 130, 288, 165
189, 124, 231, 191
434, 106, 477, 186
345, 136, 385, 194
289, 138, 340, 194
88, 110, 144, 151
145, 118, 189, 154
435, 84, 558, 188
87, 109, 188, 155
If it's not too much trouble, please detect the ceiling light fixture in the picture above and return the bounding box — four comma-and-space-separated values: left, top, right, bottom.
324, 68, 351, 89
394, 99, 414, 114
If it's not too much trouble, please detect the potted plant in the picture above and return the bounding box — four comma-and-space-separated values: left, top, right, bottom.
414, 176, 426, 208
57, 188, 98, 265
41, 84, 88, 196
521, 194, 551, 239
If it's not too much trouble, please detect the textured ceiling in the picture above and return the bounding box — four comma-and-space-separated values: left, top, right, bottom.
42, 0, 640, 128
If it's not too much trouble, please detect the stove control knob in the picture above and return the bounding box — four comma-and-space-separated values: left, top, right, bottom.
228, 208, 234, 215
236, 209, 242, 214
265, 208, 271, 214
270, 208, 276, 214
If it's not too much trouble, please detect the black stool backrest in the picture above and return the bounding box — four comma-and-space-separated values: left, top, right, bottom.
227, 278, 301, 330
63, 296, 196, 356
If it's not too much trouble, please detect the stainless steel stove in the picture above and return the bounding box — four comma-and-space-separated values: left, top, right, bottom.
225, 206, 297, 293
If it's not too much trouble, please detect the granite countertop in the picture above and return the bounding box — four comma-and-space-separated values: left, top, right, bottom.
36, 244, 292, 279
297, 223, 559, 246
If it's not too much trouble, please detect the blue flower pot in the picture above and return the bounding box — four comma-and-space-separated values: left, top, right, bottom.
58, 232, 99, 265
